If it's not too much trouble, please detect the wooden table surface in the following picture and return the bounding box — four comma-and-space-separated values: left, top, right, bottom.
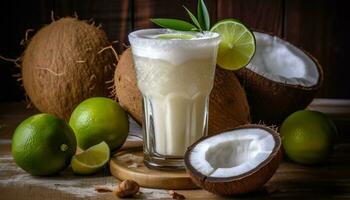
1, 101, 350, 199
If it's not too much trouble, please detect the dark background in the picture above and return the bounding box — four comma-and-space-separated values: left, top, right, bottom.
0, 0, 348, 102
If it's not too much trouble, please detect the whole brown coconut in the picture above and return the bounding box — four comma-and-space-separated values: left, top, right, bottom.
115, 48, 250, 135
114, 48, 142, 124
22, 17, 116, 120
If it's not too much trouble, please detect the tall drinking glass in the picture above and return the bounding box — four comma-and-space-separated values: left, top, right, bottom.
129, 29, 220, 170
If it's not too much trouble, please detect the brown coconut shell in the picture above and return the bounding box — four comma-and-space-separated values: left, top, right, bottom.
114, 48, 143, 124
235, 32, 324, 125
185, 124, 282, 196
22, 17, 116, 120
114, 48, 250, 135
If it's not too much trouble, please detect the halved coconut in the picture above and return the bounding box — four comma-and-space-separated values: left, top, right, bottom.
236, 32, 323, 125
185, 125, 282, 195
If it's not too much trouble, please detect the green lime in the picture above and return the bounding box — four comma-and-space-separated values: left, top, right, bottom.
69, 97, 129, 150
210, 19, 256, 70
157, 33, 194, 40
280, 110, 338, 165
71, 141, 110, 175
11, 113, 76, 176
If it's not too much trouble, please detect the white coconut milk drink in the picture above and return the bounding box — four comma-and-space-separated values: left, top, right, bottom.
129, 29, 220, 169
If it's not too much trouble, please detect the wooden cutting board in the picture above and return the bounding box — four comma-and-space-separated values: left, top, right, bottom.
109, 146, 198, 190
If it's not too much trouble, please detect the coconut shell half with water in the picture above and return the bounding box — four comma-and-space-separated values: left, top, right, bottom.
114, 48, 250, 135
235, 32, 323, 125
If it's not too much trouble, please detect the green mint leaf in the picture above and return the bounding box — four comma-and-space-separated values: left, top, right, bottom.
183, 6, 202, 31
150, 18, 196, 31
197, 0, 210, 30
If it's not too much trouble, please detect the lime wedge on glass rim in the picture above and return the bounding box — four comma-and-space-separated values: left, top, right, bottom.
210, 19, 256, 70
71, 141, 110, 175
157, 33, 194, 40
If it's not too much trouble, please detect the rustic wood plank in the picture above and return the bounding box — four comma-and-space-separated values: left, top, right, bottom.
284, 0, 348, 98
1, 102, 350, 199
1, 142, 350, 199
217, 0, 283, 36
133, 0, 217, 30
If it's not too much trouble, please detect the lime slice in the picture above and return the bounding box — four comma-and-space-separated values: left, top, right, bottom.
71, 141, 110, 175
157, 33, 194, 40
210, 19, 256, 70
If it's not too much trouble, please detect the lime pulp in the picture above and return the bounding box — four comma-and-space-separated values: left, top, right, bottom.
210, 19, 256, 70
71, 141, 110, 175
157, 33, 194, 40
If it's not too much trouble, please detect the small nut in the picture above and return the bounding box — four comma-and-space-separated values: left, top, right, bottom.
113, 179, 140, 198
168, 190, 185, 199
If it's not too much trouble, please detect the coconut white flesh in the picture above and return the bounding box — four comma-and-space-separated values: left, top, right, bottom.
189, 128, 275, 178
247, 32, 319, 87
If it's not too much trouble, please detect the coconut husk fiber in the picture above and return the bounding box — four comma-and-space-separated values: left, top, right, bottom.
22, 17, 116, 120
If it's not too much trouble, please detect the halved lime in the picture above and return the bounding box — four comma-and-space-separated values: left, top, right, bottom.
157, 33, 194, 40
210, 19, 256, 70
71, 141, 110, 175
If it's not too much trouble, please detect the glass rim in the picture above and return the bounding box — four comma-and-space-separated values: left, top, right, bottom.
128, 28, 221, 45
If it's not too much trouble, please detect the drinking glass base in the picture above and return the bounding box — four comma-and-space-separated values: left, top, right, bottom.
144, 154, 185, 171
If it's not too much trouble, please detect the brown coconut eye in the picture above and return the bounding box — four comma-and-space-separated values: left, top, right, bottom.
184, 125, 282, 196
236, 32, 323, 125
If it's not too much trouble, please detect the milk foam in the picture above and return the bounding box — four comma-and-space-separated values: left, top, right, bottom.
129, 29, 220, 65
